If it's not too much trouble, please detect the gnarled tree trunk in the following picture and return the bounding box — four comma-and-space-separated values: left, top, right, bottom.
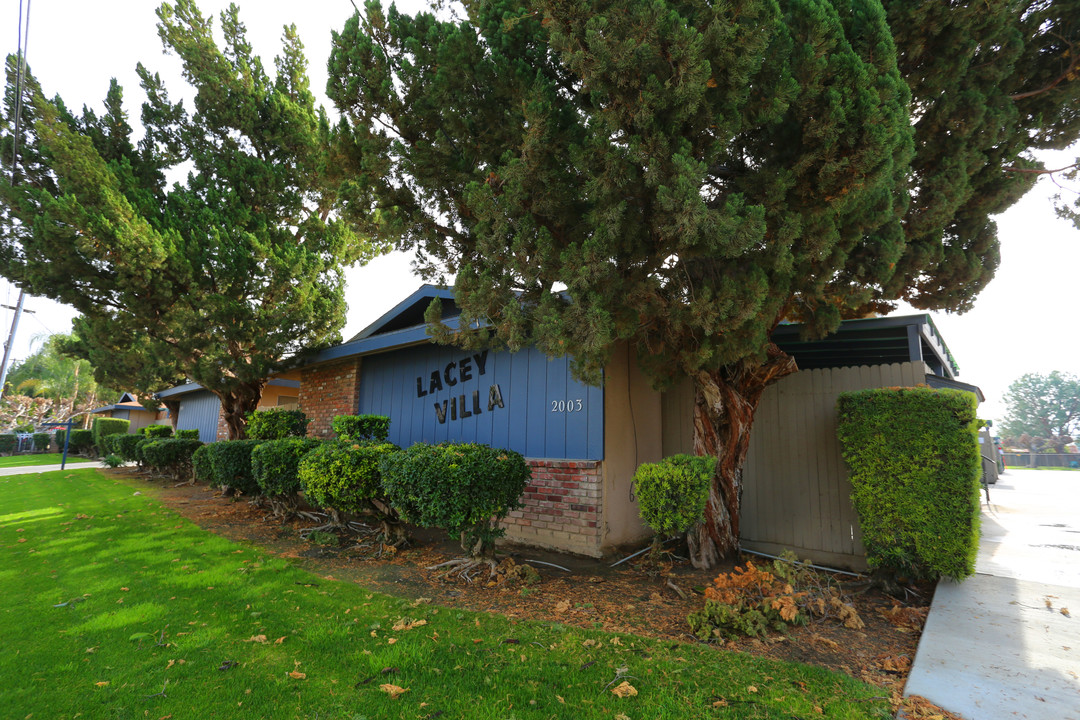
686, 345, 798, 569
216, 381, 266, 440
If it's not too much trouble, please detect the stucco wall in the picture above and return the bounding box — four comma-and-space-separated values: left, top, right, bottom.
600, 343, 662, 549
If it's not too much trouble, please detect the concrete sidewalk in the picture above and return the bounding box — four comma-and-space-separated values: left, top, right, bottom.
904, 469, 1080, 719
0, 460, 106, 476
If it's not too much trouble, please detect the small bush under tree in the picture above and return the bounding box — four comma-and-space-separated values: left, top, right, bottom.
836, 386, 982, 584
192, 444, 214, 483
111, 434, 145, 465
251, 437, 321, 517
298, 440, 402, 541
380, 443, 530, 576
67, 429, 94, 454
246, 409, 310, 440
633, 454, 714, 553
176, 428, 200, 440
332, 414, 390, 442
0, 434, 15, 454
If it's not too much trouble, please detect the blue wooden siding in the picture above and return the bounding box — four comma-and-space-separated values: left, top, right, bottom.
112, 409, 130, 421
176, 390, 221, 442
358, 344, 603, 460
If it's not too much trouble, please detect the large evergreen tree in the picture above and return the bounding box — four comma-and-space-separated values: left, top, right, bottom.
0, 1, 386, 438
1002, 372, 1080, 454
327, 0, 1080, 567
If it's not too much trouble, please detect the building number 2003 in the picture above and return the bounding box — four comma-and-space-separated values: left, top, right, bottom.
551, 399, 584, 413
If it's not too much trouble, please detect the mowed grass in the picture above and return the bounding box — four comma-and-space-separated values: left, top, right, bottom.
0, 471, 891, 719
0, 453, 94, 468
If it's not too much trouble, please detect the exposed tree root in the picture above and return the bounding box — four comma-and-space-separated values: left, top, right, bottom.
427, 556, 500, 582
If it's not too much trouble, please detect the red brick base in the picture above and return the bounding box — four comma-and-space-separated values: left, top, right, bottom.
502, 459, 603, 557
299, 359, 363, 437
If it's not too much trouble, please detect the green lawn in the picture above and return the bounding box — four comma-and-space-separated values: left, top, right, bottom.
0, 452, 95, 468
0, 470, 891, 719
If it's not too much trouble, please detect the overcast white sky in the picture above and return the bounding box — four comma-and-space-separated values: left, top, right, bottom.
2, 0, 1078, 425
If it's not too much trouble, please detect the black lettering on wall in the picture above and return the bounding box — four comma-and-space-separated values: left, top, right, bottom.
416, 377, 428, 398
459, 394, 472, 419
473, 350, 489, 376
429, 370, 443, 395
471, 390, 482, 415
488, 384, 504, 411
444, 361, 458, 387
434, 400, 448, 424
459, 356, 473, 383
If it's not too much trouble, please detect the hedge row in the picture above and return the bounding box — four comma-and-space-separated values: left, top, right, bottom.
836, 386, 982, 582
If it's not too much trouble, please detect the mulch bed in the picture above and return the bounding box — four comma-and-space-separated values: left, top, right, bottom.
109, 468, 947, 715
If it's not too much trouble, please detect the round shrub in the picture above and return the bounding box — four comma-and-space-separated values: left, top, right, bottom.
298, 440, 399, 515
92, 417, 129, 451
380, 443, 530, 556
192, 444, 214, 483
68, 429, 94, 454
252, 438, 321, 497
32, 432, 51, 452
246, 409, 310, 440
103, 453, 124, 468
204, 439, 264, 495
633, 454, 715, 540
331, 414, 390, 442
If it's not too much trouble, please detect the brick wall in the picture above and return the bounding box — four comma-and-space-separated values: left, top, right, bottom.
502, 459, 604, 557
299, 358, 363, 437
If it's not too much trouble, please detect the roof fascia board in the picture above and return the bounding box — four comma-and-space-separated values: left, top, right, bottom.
348, 285, 456, 342
309, 315, 465, 367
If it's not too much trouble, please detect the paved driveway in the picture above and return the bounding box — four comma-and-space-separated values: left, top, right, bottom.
904, 468, 1080, 719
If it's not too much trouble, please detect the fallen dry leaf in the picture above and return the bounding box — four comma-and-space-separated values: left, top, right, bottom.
95, 681, 109, 687
616, 714, 631, 720
387, 638, 397, 645
611, 681, 638, 698
274, 636, 285, 644
380, 683, 409, 699
554, 600, 571, 613
288, 671, 306, 680
1061, 607, 1071, 618
392, 619, 428, 631
748, 685, 759, 693
244, 635, 268, 644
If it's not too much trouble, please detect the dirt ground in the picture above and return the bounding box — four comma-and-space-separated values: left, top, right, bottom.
116, 469, 944, 714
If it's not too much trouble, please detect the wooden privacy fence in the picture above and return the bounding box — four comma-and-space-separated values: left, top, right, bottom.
1002, 453, 1080, 469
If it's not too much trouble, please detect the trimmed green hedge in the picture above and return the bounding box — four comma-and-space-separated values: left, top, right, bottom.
380, 443, 530, 557
252, 438, 321, 498
192, 444, 214, 483
202, 440, 264, 495
141, 438, 203, 479
92, 417, 130, 452
112, 434, 146, 464
0, 434, 16, 454
633, 454, 714, 541
246, 409, 309, 440
32, 432, 51, 452
836, 387, 982, 582
332, 414, 390, 442
176, 428, 200, 440
298, 440, 398, 515
140, 424, 173, 438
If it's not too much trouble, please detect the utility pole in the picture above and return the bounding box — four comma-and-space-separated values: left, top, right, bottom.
0, 0, 33, 400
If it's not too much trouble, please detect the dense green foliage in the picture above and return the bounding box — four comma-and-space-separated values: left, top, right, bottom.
633, 454, 714, 540
0, 470, 892, 720
0, 1, 388, 439
140, 438, 203, 479
298, 440, 398, 515
0, 434, 15, 453
836, 387, 982, 581
191, 443, 214, 483
68, 429, 95, 454
251, 437, 321, 498
176, 428, 200, 440
380, 443, 530, 556
245, 409, 310, 440
111, 434, 146, 464
1001, 371, 1080, 453
140, 424, 173, 439
331, 414, 390, 442
91, 417, 129, 451
203, 440, 264, 495
31, 432, 50, 452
